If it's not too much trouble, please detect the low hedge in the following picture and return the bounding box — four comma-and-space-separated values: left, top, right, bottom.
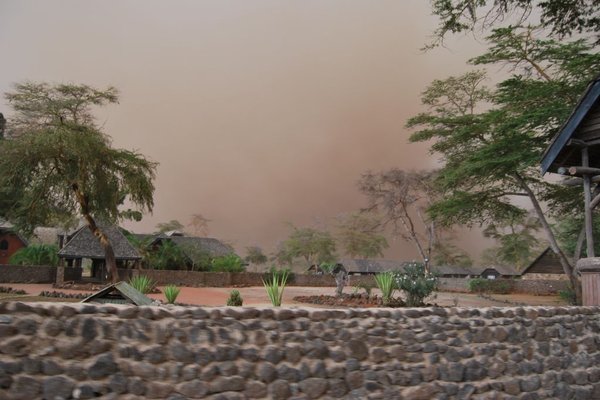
468, 278, 514, 294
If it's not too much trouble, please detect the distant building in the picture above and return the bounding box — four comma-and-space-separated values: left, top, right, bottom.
148, 231, 236, 268
0, 221, 27, 264
478, 265, 520, 280
336, 259, 409, 275
521, 248, 567, 280
431, 265, 475, 278
58, 225, 141, 281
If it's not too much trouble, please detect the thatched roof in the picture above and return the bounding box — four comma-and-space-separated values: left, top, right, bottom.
338, 259, 408, 274
151, 234, 235, 258
485, 265, 520, 276
431, 265, 476, 276
58, 225, 141, 260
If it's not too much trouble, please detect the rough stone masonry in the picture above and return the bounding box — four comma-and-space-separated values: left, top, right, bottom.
0, 302, 600, 399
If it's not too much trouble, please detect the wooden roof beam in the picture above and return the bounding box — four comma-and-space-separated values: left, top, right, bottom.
558, 166, 600, 177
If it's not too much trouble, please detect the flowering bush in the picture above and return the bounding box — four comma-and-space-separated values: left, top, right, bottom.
395, 262, 438, 307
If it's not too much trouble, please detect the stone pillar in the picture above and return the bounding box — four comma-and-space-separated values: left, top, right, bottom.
576, 257, 600, 305
55, 266, 65, 287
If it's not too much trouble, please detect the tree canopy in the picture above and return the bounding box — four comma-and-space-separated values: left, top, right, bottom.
156, 220, 185, 233
335, 212, 389, 259
431, 0, 600, 46
408, 23, 600, 302
358, 168, 470, 269
0, 82, 157, 282
277, 226, 337, 267
245, 246, 268, 265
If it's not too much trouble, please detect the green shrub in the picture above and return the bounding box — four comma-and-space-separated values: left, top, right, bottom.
319, 262, 336, 274
263, 270, 289, 307
128, 275, 156, 294
210, 254, 244, 272
227, 289, 243, 306
146, 240, 187, 270
395, 262, 438, 307
468, 278, 513, 294
374, 272, 397, 305
163, 285, 181, 304
9, 244, 59, 266
559, 286, 577, 305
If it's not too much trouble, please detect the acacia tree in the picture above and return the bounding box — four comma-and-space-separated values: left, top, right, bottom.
358, 169, 460, 271
0, 82, 157, 283
481, 214, 542, 269
335, 212, 389, 259
277, 226, 336, 268
188, 213, 210, 236
156, 220, 184, 233
245, 246, 268, 265
407, 26, 600, 302
430, 0, 600, 46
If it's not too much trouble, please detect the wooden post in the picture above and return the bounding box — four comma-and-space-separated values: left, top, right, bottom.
576, 258, 600, 305
582, 148, 595, 258
55, 266, 65, 287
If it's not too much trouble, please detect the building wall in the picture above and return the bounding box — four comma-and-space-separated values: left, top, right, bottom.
0, 233, 26, 264
1, 302, 600, 399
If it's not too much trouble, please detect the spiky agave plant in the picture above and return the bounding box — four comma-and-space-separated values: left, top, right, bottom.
262, 269, 289, 307
374, 271, 397, 305
163, 284, 181, 304
128, 275, 156, 294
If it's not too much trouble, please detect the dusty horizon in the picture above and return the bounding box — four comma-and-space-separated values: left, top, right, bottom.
0, 1, 493, 260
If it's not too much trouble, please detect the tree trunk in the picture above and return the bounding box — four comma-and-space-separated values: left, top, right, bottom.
84, 216, 119, 283
574, 224, 585, 263
514, 173, 582, 304
72, 184, 119, 283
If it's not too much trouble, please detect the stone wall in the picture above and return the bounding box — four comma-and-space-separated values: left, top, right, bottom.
1, 302, 600, 399
0, 265, 56, 283
512, 279, 570, 295
438, 278, 569, 295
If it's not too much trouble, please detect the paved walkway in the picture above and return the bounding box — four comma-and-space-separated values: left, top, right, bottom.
1, 283, 566, 307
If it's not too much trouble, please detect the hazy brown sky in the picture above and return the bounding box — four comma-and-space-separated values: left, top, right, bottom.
0, 1, 489, 259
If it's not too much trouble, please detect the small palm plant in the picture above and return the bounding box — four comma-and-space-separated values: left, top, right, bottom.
163, 285, 181, 304
227, 289, 243, 306
263, 269, 289, 307
128, 275, 156, 294
374, 271, 397, 306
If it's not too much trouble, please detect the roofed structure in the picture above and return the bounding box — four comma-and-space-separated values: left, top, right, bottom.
521, 247, 565, 276
150, 234, 235, 259
0, 221, 28, 265
541, 76, 600, 174
338, 259, 408, 275
81, 281, 153, 305
58, 225, 141, 260
431, 265, 475, 278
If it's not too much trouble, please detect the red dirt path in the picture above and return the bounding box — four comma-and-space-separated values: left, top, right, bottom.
1, 283, 566, 307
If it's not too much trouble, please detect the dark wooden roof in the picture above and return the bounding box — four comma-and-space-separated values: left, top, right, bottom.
541, 76, 600, 174
58, 225, 141, 260
81, 281, 153, 305
521, 248, 564, 275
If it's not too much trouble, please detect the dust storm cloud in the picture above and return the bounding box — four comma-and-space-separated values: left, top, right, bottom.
0, 1, 486, 258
